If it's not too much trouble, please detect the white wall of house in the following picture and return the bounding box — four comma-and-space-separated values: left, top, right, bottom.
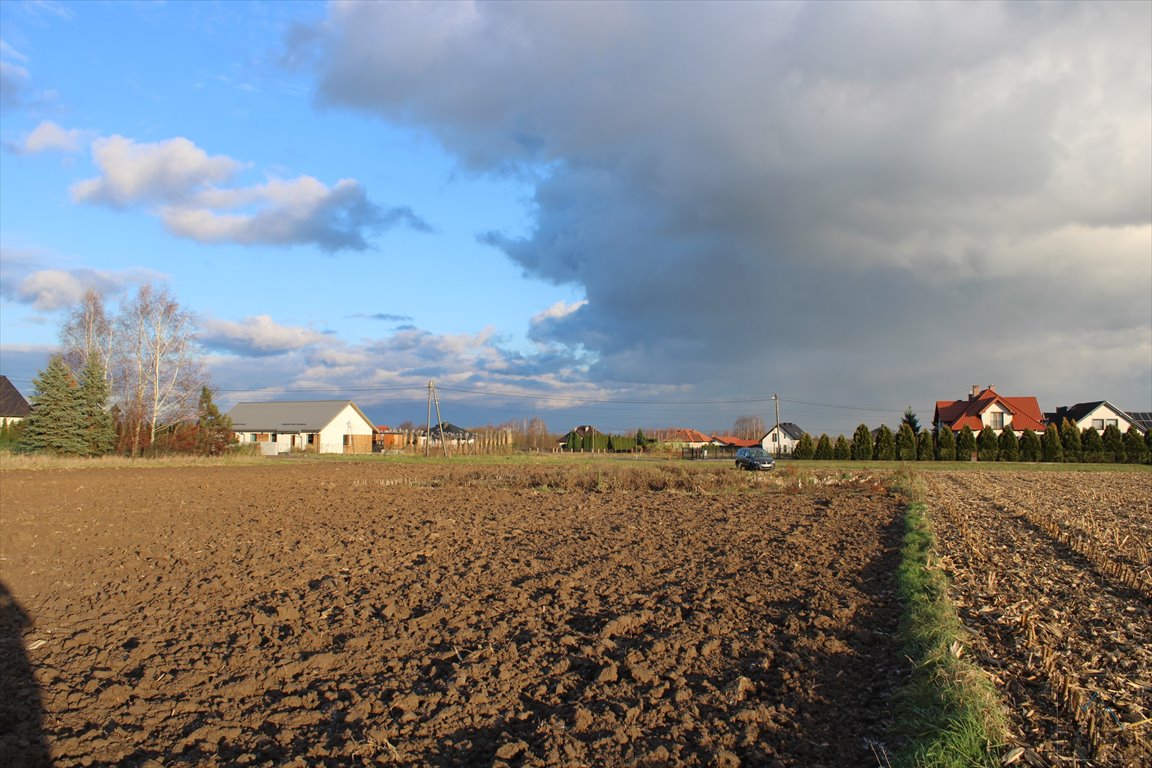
761, 428, 798, 454
318, 403, 375, 453
1069, 404, 1141, 434
981, 403, 1012, 433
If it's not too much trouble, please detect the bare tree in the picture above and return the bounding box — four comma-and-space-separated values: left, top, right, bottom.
732, 414, 766, 440
60, 289, 113, 380
116, 284, 204, 454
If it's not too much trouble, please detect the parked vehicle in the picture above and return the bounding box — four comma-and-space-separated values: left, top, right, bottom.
735, 447, 775, 471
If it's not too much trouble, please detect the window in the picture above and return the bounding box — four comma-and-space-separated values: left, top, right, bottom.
1092, 419, 1104, 430
772, 433, 779, 442
989, 411, 1004, 430
1105, 419, 1118, 429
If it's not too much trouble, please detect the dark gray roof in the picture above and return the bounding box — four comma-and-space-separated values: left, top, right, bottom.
778, 422, 805, 440
226, 400, 376, 433
0, 376, 31, 418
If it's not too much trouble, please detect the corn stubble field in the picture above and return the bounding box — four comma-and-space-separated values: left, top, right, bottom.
0, 460, 1148, 767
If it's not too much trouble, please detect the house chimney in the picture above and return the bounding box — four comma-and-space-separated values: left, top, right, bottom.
970, 385, 979, 400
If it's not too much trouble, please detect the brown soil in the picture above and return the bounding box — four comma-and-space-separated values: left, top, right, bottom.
925, 470, 1151, 767
0, 462, 904, 767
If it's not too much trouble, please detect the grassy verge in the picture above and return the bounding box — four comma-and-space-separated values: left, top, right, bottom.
888, 470, 1007, 768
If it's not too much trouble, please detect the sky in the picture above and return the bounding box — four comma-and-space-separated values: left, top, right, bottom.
1, 0, 1149, 438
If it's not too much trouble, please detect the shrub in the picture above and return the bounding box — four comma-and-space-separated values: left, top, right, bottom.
1124, 427, 1148, 464
813, 434, 833, 460
956, 427, 976, 462
1041, 424, 1063, 462
1018, 430, 1041, 462
997, 426, 1018, 462
851, 423, 872, 460
936, 427, 956, 461
833, 435, 851, 460
976, 426, 999, 462
1080, 428, 1105, 463
793, 433, 815, 460
1061, 419, 1082, 463
1102, 424, 1124, 463
874, 425, 896, 461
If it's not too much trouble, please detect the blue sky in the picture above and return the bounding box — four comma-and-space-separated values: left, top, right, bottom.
2, 1, 1150, 436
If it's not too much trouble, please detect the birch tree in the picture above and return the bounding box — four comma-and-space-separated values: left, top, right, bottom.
116, 284, 203, 454
60, 288, 113, 381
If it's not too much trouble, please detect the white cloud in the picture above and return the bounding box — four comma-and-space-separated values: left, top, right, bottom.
20, 119, 84, 153
69, 134, 429, 251
70, 135, 242, 207
199, 314, 332, 356
2, 267, 164, 311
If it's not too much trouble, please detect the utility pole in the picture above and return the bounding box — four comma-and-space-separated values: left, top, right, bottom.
773, 393, 781, 458
425, 380, 433, 457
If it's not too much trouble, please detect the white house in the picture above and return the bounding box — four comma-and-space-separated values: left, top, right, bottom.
761, 422, 805, 455
226, 400, 377, 455
0, 375, 31, 428
1045, 401, 1146, 436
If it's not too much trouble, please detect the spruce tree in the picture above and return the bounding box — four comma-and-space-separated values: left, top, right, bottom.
896, 423, 917, 461
1019, 429, 1041, 462
976, 426, 999, 461
1041, 424, 1063, 462
997, 426, 1018, 461
1080, 428, 1104, 463
833, 435, 851, 460
936, 427, 956, 461
813, 433, 833, 460
195, 387, 234, 456
1102, 424, 1124, 463
874, 425, 896, 461
851, 424, 872, 460
1061, 419, 1083, 462
793, 433, 815, 459
956, 426, 977, 461
1123, 427, 1148, 464
18, 356, 87, 455
917, 429, 935, 461
78, 354, 116, 456
901, 407, 921, 435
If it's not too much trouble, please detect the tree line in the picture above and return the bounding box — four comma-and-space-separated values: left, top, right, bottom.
789, 410, 1150, 464
13, 285, 233, 457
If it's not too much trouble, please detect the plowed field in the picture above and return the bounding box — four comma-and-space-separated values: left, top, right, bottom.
1, 463, 904, 767
924, 471, 1151, 767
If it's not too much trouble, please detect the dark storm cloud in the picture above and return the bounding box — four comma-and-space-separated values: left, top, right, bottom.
297, 0, 1152, 426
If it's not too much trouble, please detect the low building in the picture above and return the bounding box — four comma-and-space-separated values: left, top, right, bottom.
227, 400, 377, 455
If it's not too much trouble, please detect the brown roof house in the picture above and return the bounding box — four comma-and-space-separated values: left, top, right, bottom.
0, 375, 31, 428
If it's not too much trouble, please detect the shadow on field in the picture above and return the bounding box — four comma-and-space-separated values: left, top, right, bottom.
0, 581, 51, 768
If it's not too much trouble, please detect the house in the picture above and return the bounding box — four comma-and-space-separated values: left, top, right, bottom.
423, 422, 474, 445
374, 425, 409, 451
0, 375, 31, 428
934, 385, 1045, 436
226, 400, 377, 455
662, 428, 714, 448
760, 422, 805, 455
1045, 401, 1146, 436
711, 434, 761, 448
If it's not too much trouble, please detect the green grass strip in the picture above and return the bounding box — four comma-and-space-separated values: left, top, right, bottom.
888, 471, 1007, 768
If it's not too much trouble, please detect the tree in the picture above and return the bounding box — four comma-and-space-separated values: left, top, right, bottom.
732, 415, 766, 441
896, 423, 917, 461
1041, 424, 1063, 463
1124, 427, 1148, 464
851, 424, 873, 460
997, 426, 1018, 462
1102, 423, 1125, 463
117, 284, 204, 455
976, 426, 999, 461
60, 288, 113, 383
18, 356, 87, 455
78, 354, 116, 456
901, 407, 921, 435
833, 435, 851, 460
635, 429, 647, 451
936, 427, 956, 461
194, 387, 234, 456
874, 425, 896, 461
917, 429, 935, 461
956, 426, 977, 461
1019, 429, 1041, 462
813, 433, 833, 460
1060, 419, 1083, 463
1080, 428, 1105, 463
793, 433, 815, 459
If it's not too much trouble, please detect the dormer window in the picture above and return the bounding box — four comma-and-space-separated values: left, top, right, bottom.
989, 411, 1004, 430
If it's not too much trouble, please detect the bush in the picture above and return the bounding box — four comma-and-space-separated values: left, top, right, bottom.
997, 426, 1018, 462
1019, 430, 1041, 462
936, 428, 956, 461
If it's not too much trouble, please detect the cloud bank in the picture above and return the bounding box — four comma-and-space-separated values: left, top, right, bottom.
297, 0, 1152, 413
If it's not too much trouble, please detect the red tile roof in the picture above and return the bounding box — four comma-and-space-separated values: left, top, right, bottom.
712, 435, 761, 447
934, 386, 1045, 432
666, 428, 713, 443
